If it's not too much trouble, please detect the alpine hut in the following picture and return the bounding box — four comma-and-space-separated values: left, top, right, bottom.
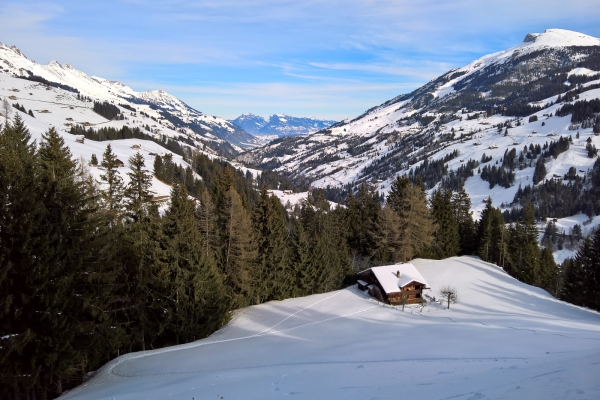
357, 263, 428, 305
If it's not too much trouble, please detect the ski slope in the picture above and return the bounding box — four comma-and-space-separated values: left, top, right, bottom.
61, 257, 600, 400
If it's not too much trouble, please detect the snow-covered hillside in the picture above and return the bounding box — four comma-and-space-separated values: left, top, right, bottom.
60, 256, 600, 400
230, 113, 336, 137
0, 73, 260, 200
0, 42, 257, 149
240, 29, 600, 237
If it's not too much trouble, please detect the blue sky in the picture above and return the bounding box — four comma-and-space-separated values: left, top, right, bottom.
1, 0, 599, 121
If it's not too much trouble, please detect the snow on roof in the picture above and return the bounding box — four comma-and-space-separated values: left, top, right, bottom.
366, 263, 428, 294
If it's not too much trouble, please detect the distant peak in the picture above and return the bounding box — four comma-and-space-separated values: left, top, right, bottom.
522, 29, 600, 47
523, 33, 540, 43
47, 60, 60, 66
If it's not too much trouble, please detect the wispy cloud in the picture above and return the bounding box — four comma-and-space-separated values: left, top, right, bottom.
1, 0, 599, 119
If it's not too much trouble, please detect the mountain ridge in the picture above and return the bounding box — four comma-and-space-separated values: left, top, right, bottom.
229, 113, 336, 136
238, 28, 600, 263
0, 42, 257, 150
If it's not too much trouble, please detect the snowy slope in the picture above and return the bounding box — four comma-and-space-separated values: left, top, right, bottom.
60, 256, 600, 400
0, 42, 257, 149
0, 73, 260, 201
230, 113, 337, 137
240, 29, 600, 240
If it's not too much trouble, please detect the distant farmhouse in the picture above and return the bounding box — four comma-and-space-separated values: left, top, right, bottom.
357, 264, 428, 305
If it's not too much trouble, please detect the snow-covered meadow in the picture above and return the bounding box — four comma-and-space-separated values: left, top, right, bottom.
61, 256, 600, 400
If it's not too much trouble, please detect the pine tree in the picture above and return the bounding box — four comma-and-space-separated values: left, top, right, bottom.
222, 187, 257, 309
0, 115, 43, 396
160, 183, 229, 344
100, 144, 124, 212
120, 152, 164, 351
388, 180, 434, 262
430, 187, 460, 259
251, 188, 290, 303
289, 218, 315, 296
506, 202, 540, 284
195, 189, 218, 259
452, 186, 477, 255
378, 203, 402, 263
538, 247, 559, 296
476, 198, 508, 267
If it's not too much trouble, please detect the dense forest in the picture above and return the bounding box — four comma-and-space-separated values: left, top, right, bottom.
1, 117, 598, 399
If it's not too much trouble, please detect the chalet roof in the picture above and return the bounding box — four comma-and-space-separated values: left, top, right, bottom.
362, 264, 428, 294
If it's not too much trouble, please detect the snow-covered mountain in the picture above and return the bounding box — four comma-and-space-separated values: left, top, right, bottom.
0, 69, 260, 203
59, 256, 600, 399
230, 113, 336, 136
0, 42, 258, 151
239, 29, 600, 215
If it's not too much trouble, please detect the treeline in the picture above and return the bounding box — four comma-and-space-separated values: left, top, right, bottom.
509, 157, 600, 221
12, 102, 34, 117
556, 98, 600, 123
69, 125, 187, 156
562, 229, 600, 310
93, 101, 122, 120
0, 117, 341, 399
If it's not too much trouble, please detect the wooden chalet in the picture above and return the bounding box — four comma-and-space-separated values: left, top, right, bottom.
115, 159, 125, 168
357, 263, 428, 305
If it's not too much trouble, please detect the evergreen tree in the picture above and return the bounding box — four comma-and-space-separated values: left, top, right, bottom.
252, 188, 291, 303
222, 187, 257, 309
195, 189, 218, 259
120, 152, 164, 351
289, 218, 316, 296
100, 144, 124, 212
452, 186, 477, 255
160, 183, 229, 344
387, 179, 434, 262
345, 184, 382, 261
0, 116, 44, 396
538, 247, 559, 296
476, 198, 508, 267
378, 203, 402, 264
430, 187, 460, 258
506, 202, 540, 284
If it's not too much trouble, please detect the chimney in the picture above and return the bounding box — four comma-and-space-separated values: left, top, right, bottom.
396, 270, 401, 278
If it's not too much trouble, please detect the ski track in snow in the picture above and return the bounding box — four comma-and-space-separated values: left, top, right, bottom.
109, 290, 377, 378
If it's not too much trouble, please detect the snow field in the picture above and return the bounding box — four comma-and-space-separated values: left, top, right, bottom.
61, 256, 600, 400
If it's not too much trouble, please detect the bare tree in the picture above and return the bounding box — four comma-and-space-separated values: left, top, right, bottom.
439, 285, 459, 309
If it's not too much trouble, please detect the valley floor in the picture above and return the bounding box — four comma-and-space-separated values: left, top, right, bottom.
62, 257, 600, 400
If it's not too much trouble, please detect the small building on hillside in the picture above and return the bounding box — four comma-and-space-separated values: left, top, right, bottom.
115, 159, 125, 168
357, 263, 429, 305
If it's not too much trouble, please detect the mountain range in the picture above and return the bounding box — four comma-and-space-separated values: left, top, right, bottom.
0, 42, 257, 152
229, 113, 337, 136
239, 29, 600, 233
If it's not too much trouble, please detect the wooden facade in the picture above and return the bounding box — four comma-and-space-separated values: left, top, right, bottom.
357, 264, 428, 305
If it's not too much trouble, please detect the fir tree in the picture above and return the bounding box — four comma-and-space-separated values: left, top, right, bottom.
289, 218, 316, 296
0, 116, 43, 395
252, 188, 291, 303
120, 152, 164, 351
161, 183, 229, 344
222, 187, 257, 309
452, 186, 477, 255
100, 144, 124, 212
388, 180, 434, 262
430, 187, 460, 259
